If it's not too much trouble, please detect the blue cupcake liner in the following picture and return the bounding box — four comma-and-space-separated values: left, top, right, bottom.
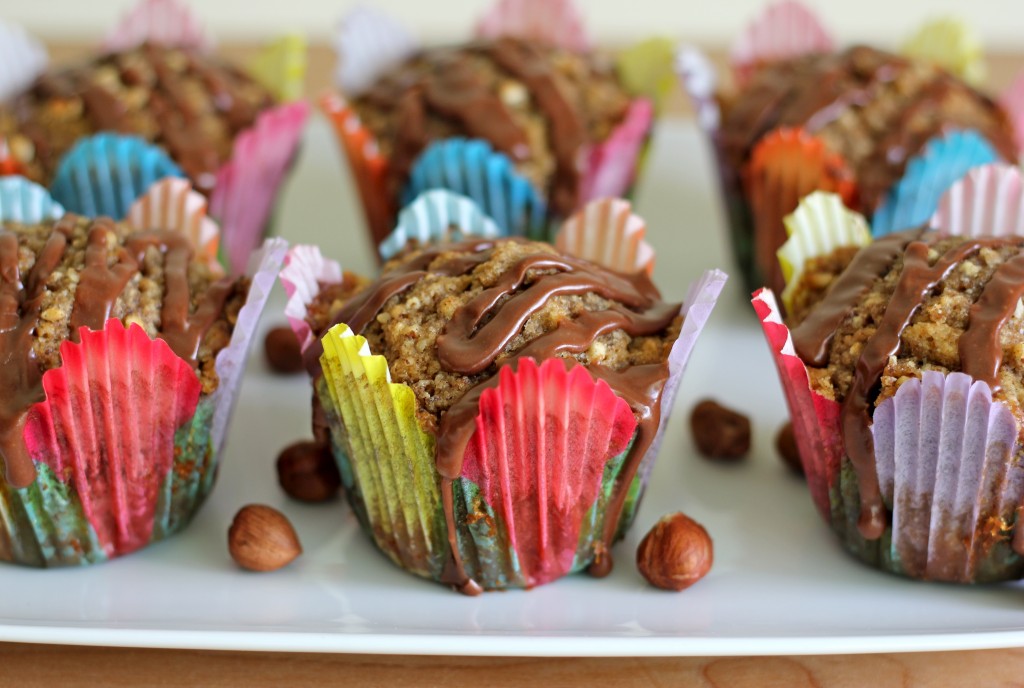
379, 189, 501, 260
0, 176, 65, 223
401, 137, 548, 240
871, 129, 999, 237
50, 133, 184, 220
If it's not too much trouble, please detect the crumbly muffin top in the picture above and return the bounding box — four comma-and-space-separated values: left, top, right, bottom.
307, 239, 680, 432
352, 38, 632, 221
788, 232, 1024, 425
0, 44, 276, 192
720, 45, 1018, 213
1, 215, 245, 395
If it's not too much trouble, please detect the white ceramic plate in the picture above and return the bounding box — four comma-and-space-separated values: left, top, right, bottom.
1, 119, 1023, 657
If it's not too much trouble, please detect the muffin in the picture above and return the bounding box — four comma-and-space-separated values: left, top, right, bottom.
755, 172, 1024, 583
0, 5, 308, 274
681, 3, 1020, 296
325, 2, 668, 250
0, 175, 285, 567
280, 193, 725, 592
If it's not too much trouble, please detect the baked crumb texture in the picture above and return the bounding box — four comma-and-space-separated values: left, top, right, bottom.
0, 44, 275, 188
308, 240, 680, 433
352, 38, 632, 217
6, 216, 243, 394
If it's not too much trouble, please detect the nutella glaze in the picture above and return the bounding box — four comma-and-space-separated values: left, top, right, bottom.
9, 44, 274, 192
356, 37, 611, 226
0, 216, 236, 489
791, 230, 1024, 548
721, 46, 1018, 213
307, 240, 681, 593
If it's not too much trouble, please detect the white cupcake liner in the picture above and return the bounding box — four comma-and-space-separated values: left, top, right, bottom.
0, 19, 48, 103
279, 245, 343, 356
333, 6, 419, 96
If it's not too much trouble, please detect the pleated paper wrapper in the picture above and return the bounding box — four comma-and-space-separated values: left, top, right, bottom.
0, 176, 64, 224
729, 0, 834, 86
0, 188, 286, 567
282, 241, 726, 590
325, 2, 665, 255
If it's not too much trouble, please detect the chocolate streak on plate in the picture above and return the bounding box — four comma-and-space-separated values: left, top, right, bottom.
0, 217, 236, 488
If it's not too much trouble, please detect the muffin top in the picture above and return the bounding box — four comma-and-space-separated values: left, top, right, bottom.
306, 238, 681, 475
0, 215, 246, 486
351, 37, 633, 219
789, 230, 1024, 422
720, 46, 1018, 213
0, 44, 276, 192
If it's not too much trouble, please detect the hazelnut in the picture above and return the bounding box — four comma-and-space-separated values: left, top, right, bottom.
228, 505, 302, 572
690, 399, 750, 460
775, 422, 804, 475
277, 440, 342, 502
636, 512, 713, 591
264, 325, 304, 374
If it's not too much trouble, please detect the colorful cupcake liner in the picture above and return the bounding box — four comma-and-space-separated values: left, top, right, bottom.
0, 176, 64, 224
930, 163, 1024, 237
729, 1, 834, 86
280, 244, 343, 356
0, 19, 48, 103
249, 34, 308, 103
742, 127, 857, 296
777, 191, 872, 311
555, 198, 655, 275
0, 221, 286, 567
872, 129, 999, 238
380, 190, 502, 261
1001, 73, 1024, 158
402, 138, 549, 241
127, 176, 221, 271
901, 17, 985, 86
208, 100, 309, 276
102, 0, 212, 53
50, 134, 185, 221
328, 1, 667, 254
475, 0, 590, 53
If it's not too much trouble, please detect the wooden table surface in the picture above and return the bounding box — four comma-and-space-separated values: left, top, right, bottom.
4, 42, 1023, 686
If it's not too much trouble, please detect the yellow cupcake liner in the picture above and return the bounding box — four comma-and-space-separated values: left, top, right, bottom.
902, 17, 985, 87
319, 324, 447, 578
778, 191, 871, 311
250, 33, 308, 103
616, 37, 677, 115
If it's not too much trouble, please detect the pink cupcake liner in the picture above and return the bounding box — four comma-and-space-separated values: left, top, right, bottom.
730, 0, 834, 86
102, 0, 211, 53
579, 99, 655, 204
461, 358, 638, 586
332, 6, 420, 97
0, 19, 48, 103
931, 163, 1024, 237
280, 244, 343, 356
475, 0, 590, 53
871, 371, 1022, 582
555, 198, 655, 275
1002, 72, 1024, 157
22, 320, 201, 558
208, 101, 309, 276
752, 288, 841, 520
127, 177, 220, 272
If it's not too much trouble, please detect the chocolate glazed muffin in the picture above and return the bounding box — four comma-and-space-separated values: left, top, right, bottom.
352, 37, 632, 228
0, 44, 276, 193
718, 45, 1018, 291
304, 238, 683, 591
787, 229, 1024, 580
0, 214, 244, 496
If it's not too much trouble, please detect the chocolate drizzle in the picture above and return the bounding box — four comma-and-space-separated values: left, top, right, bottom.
722, 45, 1018, 213
10, 44, 274, 192
0, 217, 236, 488
312, 241, 680, 592
793, 232, 1024, 542
356, 37, 616, 241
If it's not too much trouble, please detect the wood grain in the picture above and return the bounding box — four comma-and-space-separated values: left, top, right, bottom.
4, 643, 1024, 687
7, 42, 1022, 687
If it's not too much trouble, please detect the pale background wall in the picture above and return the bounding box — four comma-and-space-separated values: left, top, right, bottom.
5, 0, 1024, 48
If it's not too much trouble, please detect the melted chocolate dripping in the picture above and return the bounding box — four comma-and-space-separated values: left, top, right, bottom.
794, 234, 1024, 542
309, 240, 680, 592
0, 218, 237, 487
